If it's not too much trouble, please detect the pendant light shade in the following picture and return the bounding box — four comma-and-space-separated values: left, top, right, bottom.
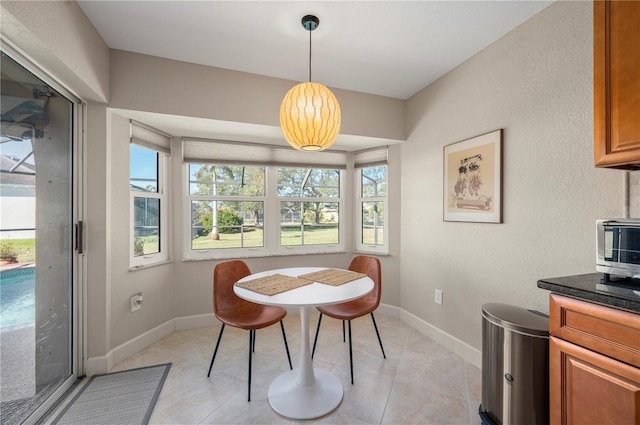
280, 15, 341, 151
280, 81, 341, 151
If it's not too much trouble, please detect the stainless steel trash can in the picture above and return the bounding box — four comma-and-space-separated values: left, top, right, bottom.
479, 303, 549, 425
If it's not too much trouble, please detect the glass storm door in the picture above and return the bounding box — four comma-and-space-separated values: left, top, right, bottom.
0, 49, 80, 425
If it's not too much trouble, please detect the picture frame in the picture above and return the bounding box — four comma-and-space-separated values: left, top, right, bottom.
443, 129, 502, 223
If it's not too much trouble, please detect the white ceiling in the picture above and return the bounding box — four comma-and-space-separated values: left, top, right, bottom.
78, 0, 553, 149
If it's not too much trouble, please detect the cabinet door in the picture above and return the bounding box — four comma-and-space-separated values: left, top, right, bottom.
550, 336, 640, 425
594, 1, 640, 168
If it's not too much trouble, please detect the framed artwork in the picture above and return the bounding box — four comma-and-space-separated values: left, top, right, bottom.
443, 129, 502, 223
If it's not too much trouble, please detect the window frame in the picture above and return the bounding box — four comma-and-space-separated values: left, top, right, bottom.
186, 163, 267, 257
129, 124, 171, 268
276, 166, 343, 251
183, 164, 345, 260
355, 163, 389, 254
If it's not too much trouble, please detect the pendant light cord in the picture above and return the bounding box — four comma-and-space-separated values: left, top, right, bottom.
308, 26, 312, 82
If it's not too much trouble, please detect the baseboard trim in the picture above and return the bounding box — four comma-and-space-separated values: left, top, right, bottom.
84, 355, 109, 377
375, 303, 401, 319
400, 309, 482, 368
175, 313, 219, 331
86, 303, 481, 375
85, 314, 221, 376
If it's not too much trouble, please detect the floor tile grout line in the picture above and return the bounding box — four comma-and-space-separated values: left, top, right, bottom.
464, 361, 473, 425
195, 386, 244, 425
377, 326, 410, 425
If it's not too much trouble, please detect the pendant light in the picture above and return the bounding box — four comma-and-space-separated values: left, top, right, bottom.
280, 15, 341, 151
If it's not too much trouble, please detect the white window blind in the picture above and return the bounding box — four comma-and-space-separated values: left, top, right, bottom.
354, 146, 388, 168
130, 120, 171, 154
182, 138, 347, 169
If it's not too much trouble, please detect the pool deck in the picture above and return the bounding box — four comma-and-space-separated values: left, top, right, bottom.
0, 323, 35, 402
1, 262, 37, 403
0, 262, 35, 272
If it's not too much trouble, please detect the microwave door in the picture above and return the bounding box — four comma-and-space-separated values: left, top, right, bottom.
604, 226, 618, 262
619, 226, 640, 265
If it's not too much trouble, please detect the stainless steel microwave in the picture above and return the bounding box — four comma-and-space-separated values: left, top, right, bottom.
596, 219, 640, 279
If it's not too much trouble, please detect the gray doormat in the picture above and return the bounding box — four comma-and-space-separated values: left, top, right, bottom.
52, 363, 171, 425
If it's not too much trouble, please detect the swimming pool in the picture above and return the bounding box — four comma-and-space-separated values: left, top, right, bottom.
0, 267, 35, 328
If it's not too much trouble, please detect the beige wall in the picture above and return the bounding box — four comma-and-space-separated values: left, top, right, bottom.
102, 41, 406, 350
1, 0, 111, 360
3, 0, 628, 368
107, 110, 402, 348
109, 50, 405, 141
1, 1, 109, 102
1, 0, 403, 362
402, 0, 625, 350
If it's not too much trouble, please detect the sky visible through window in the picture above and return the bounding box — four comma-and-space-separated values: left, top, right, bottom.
0, 139, 35, 167
130, 144, 158, 191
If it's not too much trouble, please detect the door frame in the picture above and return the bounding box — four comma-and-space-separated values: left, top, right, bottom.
1, 39, 86, 425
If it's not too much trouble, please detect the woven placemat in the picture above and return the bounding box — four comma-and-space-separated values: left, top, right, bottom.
235, 274, 313, 296
298, 269, 367, 286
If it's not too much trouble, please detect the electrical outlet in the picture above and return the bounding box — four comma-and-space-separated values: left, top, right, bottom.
131, 292, 143, 312
435, 289, 443, 305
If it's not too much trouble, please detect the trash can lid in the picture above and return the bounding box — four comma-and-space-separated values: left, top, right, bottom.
482, 303, 549, 336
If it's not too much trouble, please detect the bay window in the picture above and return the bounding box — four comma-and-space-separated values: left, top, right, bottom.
130, 121, 171, 267
183, 139, 346, 259
355, 148, 388, 254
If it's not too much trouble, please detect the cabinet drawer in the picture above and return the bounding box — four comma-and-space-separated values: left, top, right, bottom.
550, 294, 640, 368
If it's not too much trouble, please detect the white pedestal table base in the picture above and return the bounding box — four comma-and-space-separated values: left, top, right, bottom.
266, 306, 343, 419
267, 369, 343, 420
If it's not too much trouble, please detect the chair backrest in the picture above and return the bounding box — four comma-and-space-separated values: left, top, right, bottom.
213, 260, 252, 316
348, 255, 382, 309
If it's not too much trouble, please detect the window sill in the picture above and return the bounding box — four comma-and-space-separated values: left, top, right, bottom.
182, 249, 348, 262
129, 259, 173, 272
353, 249, 390, 256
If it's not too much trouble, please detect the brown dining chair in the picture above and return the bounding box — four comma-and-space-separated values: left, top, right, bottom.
311, 255, 386, 384
207, 260, 292, 401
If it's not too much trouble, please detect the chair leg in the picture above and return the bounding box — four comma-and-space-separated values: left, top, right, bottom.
311, 313, 323, 359
252, 329, 256, 352
207, 323, 225, 377
342, 320, 346, 342
280, 320, 292, 370
370, 312, 386, 358
348, 320, 354, 385
248, 329, 254, 402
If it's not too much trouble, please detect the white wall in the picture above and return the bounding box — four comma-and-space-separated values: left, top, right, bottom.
0, 196, 35, 239
402, 1, 625, 350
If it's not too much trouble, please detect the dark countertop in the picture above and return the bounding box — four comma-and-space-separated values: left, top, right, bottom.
537, 273, 640, 313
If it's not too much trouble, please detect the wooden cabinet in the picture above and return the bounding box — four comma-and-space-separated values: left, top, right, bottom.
594, 1, 640, 169
549, 294, 640, 425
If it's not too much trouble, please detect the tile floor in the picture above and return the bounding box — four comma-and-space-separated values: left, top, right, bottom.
110, 312, 482, 425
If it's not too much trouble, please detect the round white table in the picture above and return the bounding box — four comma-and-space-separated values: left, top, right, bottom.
234, 267, 374, 420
